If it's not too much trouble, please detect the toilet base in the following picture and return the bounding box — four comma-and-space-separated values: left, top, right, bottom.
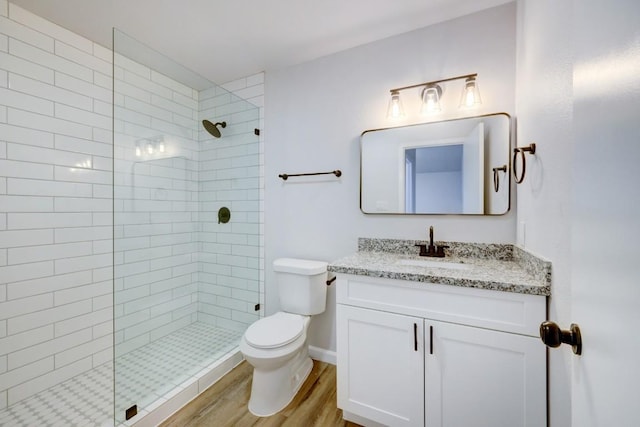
247, 350, 313, 417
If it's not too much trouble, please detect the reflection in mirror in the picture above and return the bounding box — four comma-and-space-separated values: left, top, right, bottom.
361, 113, 511, 215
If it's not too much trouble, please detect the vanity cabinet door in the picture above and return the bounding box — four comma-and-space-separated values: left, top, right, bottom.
425, 320, 546, 427
337, 304, 424, 427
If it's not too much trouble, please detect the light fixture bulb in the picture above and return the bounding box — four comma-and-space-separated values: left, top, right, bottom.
460, 77, 482, 108
135, 146, 141, 157
387, 91, 405, 119
158, 141, 165, 153
420, 84, 442, 114
146, 143, 153, 154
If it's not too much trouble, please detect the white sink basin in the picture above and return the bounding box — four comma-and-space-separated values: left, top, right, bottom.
397, 258, 472, 271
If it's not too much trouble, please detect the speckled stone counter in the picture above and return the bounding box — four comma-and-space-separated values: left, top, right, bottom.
328, 238, 551, 296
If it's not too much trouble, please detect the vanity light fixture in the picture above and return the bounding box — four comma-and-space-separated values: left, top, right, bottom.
460, 76, 482, 108
387, 90, 405, 119
420, 84, 442, 114
387, 73, 481, 119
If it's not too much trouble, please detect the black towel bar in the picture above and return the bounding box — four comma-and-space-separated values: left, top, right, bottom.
279, 170, 342, 180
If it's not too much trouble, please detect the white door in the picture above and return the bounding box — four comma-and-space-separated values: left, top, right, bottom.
336, 305, 424, 427
571, 2, 640, 426
425, 321, 545, 427
461, 122, 484, 214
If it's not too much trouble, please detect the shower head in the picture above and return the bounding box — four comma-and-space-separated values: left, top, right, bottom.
202, 120, 226, 138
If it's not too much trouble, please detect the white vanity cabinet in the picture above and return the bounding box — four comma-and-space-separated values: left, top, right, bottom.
337, 304, 425, 426
336, 274, 547, 427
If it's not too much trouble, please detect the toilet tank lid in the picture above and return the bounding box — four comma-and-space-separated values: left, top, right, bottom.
273, 258, 328, 275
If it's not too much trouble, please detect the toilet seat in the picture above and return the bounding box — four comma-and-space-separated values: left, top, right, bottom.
244, 312, 305, 349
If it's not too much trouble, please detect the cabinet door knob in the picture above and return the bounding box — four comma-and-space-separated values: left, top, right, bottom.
539, 321, 582, 355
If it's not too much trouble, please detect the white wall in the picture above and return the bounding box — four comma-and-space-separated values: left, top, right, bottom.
0, 1, 114, 408
515, 1, 573, 426
265, 3, 517, 354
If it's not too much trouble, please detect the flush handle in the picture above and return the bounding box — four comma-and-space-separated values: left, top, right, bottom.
539, 321, 582, 355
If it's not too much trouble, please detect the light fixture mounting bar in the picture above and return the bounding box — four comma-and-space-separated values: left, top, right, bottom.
389, 73, 478, 94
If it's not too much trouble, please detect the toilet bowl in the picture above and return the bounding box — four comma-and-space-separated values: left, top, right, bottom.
240, 313, 312, 416
240, 258, 328, 417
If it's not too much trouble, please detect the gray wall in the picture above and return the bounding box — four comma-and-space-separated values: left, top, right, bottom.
264, 3, 517, 357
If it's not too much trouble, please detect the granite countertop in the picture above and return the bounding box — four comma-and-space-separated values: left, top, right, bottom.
327, 238, 551, 296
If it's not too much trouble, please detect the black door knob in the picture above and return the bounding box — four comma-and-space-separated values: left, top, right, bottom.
539, 321, 582, 355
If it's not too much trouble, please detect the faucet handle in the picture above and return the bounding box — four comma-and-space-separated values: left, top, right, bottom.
435, 245, 449, 257
414, 244, 428, 256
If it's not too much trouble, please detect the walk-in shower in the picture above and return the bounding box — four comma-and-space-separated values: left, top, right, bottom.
0, 17, 262, 426
112, 30, 262, 424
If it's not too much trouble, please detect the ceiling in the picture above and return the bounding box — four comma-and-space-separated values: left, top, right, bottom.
10, 0, 511, 84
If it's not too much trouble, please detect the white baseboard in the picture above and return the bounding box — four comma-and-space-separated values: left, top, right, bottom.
309, 345, 336, 365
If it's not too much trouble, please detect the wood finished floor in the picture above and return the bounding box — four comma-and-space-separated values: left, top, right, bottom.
160, 360, 361, 427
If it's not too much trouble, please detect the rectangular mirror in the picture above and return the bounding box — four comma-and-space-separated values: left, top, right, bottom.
361, 113, 511, 215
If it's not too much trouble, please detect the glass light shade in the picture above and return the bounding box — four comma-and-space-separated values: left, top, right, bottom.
158, 141, 165, 153
420, 84, 442, 114
146, 143, 154, 154
460, 77, 482, 108
387, 91, 405, 119
135, 145, 142, 157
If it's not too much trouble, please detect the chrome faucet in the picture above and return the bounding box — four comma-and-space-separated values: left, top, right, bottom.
415, 226, 448, 258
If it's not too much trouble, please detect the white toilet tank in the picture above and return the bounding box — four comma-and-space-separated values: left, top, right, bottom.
273, 258, 328, 315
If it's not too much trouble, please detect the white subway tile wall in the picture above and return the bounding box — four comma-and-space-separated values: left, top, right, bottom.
198, 80, 262, 331
221, 74, 265, 316
113, 50, 201, 360
112, 42, 262, 423
0, 3, 115, 412
0, 1, 265, 423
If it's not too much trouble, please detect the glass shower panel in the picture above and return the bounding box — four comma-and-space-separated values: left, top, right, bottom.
113, 30, 261, 424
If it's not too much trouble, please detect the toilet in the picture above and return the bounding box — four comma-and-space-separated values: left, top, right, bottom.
239, 258, 328, 417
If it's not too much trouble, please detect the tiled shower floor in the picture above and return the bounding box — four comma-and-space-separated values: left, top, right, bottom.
0, 323, 243, 427
0, 364, 113, 427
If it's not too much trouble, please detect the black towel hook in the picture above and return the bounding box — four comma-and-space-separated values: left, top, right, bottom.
513, 143, 536, 184
492, 165, 507, 192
